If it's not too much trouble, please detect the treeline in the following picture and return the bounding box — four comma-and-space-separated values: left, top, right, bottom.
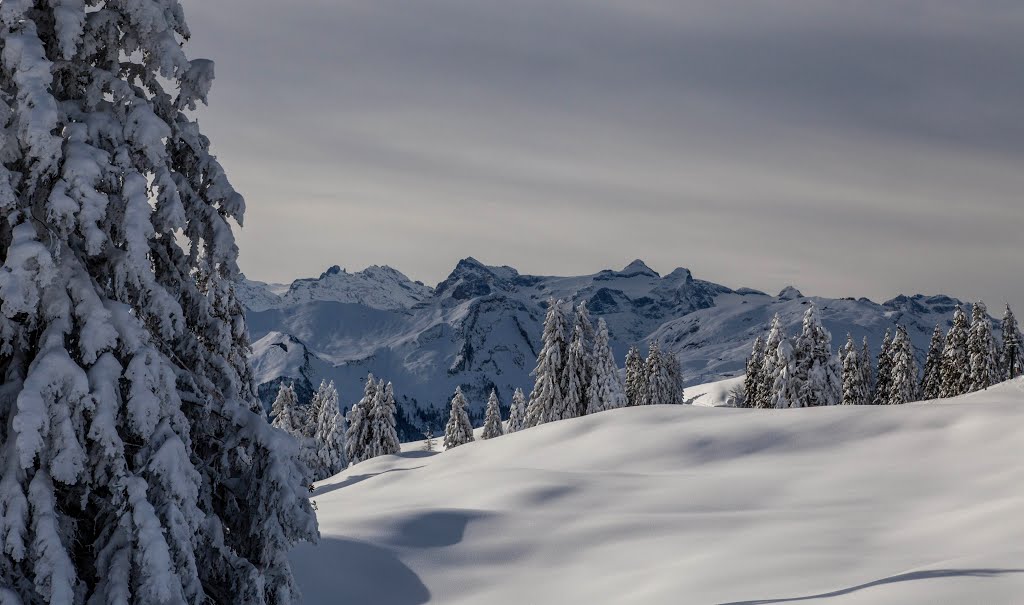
742, 302, 1022, 409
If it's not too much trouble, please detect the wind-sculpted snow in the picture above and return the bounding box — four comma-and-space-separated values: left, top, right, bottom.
295, 379, 1024, 604
241, 259, 986, 437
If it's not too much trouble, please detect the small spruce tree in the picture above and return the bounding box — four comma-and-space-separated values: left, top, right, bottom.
587, 319, 627, 414
444, 387, 475, 449
345, 374, 377, 465
481, 389, 505, 440
314, 384, 347, 480
940, 306, 971, 398
920, 325, 946, 400
967, 302, 1000, 391
507, 388, 528, 433
744, 335, 765, 408
860, 336, 875, 396
888, 325, 918, 405
557, 324, 588, 420
840, 334, 867, 405
757, 314, 786, 408
271, 382, 302, 436
525, 299, 568, 427
368, 381, 401, 458
624, 346, 647, 407
1002, 305, 1022, 380
873, 330, 894, 405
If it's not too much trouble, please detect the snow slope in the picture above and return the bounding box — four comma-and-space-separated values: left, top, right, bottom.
294, 379, 1024, 604
242, 259, 984, 439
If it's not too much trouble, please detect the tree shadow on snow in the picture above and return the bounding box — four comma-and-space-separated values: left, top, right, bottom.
718, 568, 1024, 604
387, 510, 494, 549
313, 465, 425, 497
291, 538, 430, 605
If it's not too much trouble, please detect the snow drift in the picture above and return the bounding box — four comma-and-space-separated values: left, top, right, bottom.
294, 379, 1024, 604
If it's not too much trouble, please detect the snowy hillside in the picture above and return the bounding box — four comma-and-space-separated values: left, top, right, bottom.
241, 259, 985, 436
294, 379, 1024, 604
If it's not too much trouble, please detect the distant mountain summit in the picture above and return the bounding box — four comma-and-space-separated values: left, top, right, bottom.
239, 259, 983, 439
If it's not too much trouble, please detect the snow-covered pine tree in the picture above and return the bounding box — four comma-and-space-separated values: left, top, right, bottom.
573, 301, 596, 414
557, 323, 588, 420
770, 340, 798, 409
860, 336, 874, 396
840, 334, 867, 405
345, 374, 377, 465
507, 387, 527, 433
367, 381, 400, 458
1002, 304, 1022, 380
304, 380, 331, 438
644, 341, 676, 405
756, 314, 786, 408
940, 307, 970, 398
744, 335, 765, 408
920, 324, 946, 400
481, 389, 504, 439
586, 319, 627, 414
313, 383, 346, 480
0, 3, 317, 600
422, 428, 436, 452
624, 346, 646, 407
872, 329, 894, 405
791, 304, 841, 407
968, 301, 1000, 391
271, 382, 302, 436
525, 299, 568, 427
664, 350, 685, 405
444, 387, 475, 449
888, 325, 918, 405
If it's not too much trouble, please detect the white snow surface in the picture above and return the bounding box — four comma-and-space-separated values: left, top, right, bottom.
687, 375, 745, 407
294, 379, 1024, 604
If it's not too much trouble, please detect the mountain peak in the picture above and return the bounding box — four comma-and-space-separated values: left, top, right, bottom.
620, 259, 659, 277
778, 286, 804, 300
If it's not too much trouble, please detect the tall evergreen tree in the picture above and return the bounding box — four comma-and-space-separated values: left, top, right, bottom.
345, 374, 377, 465
444, 387, 475, 449
757, 314, 786, 408
770, 340, 798, 409
304, 380, 333, 438
1002, 304, 1022, 380
271, 383, 302, 436
525, 299, 568, 427
587, 319, 627, 414
968, 302, 1000, 391
664, 350, 685, 405
873, 330, 894, 405
0, 3, 317, 601
940, 307, 970, 397
888, 325, 918, 405
367, 380, 400, 458
744, 335, 765, 408
507, 388, 528, 433
920, 325, 946, 400
644, 342, 677, 405
860, 336, 875, 397
481, 390, 505, 440
624, 346, 646, 407
557, 323, 588, 420
791, 304, 841, 407
573, 301, 596, 414
313, 382, 346, 480
840, 334, 867, 405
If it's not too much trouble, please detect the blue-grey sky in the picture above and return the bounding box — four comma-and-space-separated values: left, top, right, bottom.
180, 0, 1024, 308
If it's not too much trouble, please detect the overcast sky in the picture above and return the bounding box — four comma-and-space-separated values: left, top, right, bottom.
180, 0, 1024, 308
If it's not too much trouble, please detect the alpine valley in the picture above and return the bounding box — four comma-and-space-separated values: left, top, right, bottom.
239, 259, 984, 439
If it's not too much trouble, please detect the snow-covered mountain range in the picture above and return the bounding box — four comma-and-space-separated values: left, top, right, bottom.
240, 258, 981, 438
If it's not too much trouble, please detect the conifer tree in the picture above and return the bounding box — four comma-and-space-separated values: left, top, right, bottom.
1002, 304, 1022, 380
860, 336, 874, 396
368, 381, 400, 458
644, 342, 677, 405
840, 335, 867, 405
304, 380, 332, 438
587, 319, 627, 414
525, 299, 568, 427
573, 301, 596, 413
624, 346, 647, 407
444, 387, 475, 449
664, 350, 685, 405
313, 383, 346, 480
507, 388, 528, 433
888, 325, 918, 405
744, 335, 765, 408
481, 390, 505, 439
0, 3, 317, 600
920, 325, 946, 400
757, 314, 786, 408
422, 428, 436, 452
557, 323, 588, 420
940, 306, 971, 398
271, 382, 302, 436
791, 304, 841, 407
770, 341, 798, 409
345, 374, 377, 465
968, 302, 1000, 391
873, 330, 893, 405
